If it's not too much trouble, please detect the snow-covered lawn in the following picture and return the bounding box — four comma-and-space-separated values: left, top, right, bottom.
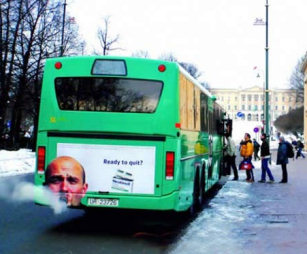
0, 149, 35, 177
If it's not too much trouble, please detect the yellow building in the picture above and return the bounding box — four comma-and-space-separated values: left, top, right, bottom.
301, 52, 307, 149
211, 86, 300, 123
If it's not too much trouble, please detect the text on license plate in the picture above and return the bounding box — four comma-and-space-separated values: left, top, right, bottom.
87, 198, 119, 207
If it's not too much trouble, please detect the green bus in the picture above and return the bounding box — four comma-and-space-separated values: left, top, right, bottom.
34, 56, 226, 213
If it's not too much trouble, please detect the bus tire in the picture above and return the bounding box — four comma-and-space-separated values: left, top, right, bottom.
199, 167, 206, 205
189, 169, 200, 215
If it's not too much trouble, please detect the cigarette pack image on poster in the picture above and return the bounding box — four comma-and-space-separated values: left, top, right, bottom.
112, 169, 134, 192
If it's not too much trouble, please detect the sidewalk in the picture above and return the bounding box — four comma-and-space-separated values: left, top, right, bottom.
169, 150, 307, 254
231, 150, 307, 253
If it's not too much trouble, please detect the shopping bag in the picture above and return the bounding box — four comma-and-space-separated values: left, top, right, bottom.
239, 160, 253, 170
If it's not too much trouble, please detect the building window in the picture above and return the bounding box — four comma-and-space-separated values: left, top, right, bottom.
247, 114, 251, 121
275, 106, 278, 110
275, 97, 278, 102
254, 95, 259, 101
235, 96, 238, 101
261, 114, 264, 120
242, 105, 245, 110
234, 105, 237, 110
282, 106, 285, 110
248, 95, 252, 101
255, 105, 258, 111
248, 105, 251, 110
255, 114, 259, 121
282, 97, 285, 102
228, 105, 231, 110
241, 95, 246, 101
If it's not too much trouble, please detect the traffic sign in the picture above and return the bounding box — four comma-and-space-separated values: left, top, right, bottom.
237, 112, 244, 118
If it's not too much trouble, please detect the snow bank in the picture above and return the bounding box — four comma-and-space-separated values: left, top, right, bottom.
0, 149, 35, 177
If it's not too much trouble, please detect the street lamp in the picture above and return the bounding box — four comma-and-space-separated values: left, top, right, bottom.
264, 0, 270, 140
254, 0, 270, 140
60, 0, 67, 57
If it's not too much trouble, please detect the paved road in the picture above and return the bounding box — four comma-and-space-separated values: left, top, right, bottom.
0, 174, 193, 254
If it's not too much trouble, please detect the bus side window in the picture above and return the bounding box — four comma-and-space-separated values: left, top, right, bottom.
200, 93, 208, 132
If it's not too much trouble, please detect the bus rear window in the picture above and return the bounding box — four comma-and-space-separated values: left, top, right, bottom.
55, 78, 163, 113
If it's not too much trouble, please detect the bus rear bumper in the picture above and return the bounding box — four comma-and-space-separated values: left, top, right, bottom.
82, 191, 182, 211
34, 187, 189, 212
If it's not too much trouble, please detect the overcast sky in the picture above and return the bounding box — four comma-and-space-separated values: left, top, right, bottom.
68, 0, 307, 89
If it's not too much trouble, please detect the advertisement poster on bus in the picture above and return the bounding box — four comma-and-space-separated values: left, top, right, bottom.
50, 143, 156, 198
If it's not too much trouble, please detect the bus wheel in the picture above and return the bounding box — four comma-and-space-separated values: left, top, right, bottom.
198, 168, 206, 206
189, 170, 200, 216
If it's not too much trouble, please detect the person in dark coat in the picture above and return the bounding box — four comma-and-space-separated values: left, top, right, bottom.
258, 133, 274, 183
253, 139, 260, 161
296, 140, 305, 159
277, 136, 288, 183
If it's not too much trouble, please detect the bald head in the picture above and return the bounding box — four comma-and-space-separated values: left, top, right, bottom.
45, 156, 88, 206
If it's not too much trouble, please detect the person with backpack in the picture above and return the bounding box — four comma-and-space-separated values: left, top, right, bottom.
277, 136, 289, 183
258, 133, 274, 183
253, 139, 260, 161
296, 140, 305, 159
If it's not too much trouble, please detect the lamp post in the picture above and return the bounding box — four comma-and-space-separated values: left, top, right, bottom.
60, 0, 67, 57
254, 1, 270, 140
264, 0, 270, 139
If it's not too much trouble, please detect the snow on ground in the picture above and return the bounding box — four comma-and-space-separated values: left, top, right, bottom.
0, 149, 35, 177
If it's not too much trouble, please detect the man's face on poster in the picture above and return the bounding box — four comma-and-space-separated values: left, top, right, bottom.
46, 156, 88, 206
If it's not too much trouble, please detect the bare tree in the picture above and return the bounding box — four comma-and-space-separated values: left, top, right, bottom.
97, 16, 120, 55
0, 0, 83, 149
274, 106, 303, 135
290, 56, 305, 103
159, 53, 178, 62
132, 50, 150, 58
201, 81, 211, 90
179, 62, 202, 80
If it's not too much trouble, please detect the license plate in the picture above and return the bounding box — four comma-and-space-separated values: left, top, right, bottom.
87, 198, 119, 207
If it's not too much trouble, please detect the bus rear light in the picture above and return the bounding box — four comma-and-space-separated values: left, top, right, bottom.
158, 64, 166, 72
37, 146, 46, 174
175, 122, 181, 128
55, 62, 62, 70
166, 152, 175, 180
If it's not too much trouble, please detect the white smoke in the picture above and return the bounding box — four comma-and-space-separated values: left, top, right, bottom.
0, 180, 67, 215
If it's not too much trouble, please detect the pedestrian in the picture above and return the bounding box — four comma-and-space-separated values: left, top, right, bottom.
258, 133, 274, 183
295, 140, 305, 159
224, 134, 239, 180
239, 133, 254, 182
276, 136, 288, 183
253, 138, 260, 161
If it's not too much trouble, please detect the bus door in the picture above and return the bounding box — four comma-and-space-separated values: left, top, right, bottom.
207, 109, 214, 178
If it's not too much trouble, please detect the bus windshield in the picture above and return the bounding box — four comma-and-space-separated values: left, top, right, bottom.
55, 77, 163, 113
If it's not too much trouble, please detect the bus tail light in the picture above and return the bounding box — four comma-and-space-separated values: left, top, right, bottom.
37, 146, 46, 174
166, 152, 175, 180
